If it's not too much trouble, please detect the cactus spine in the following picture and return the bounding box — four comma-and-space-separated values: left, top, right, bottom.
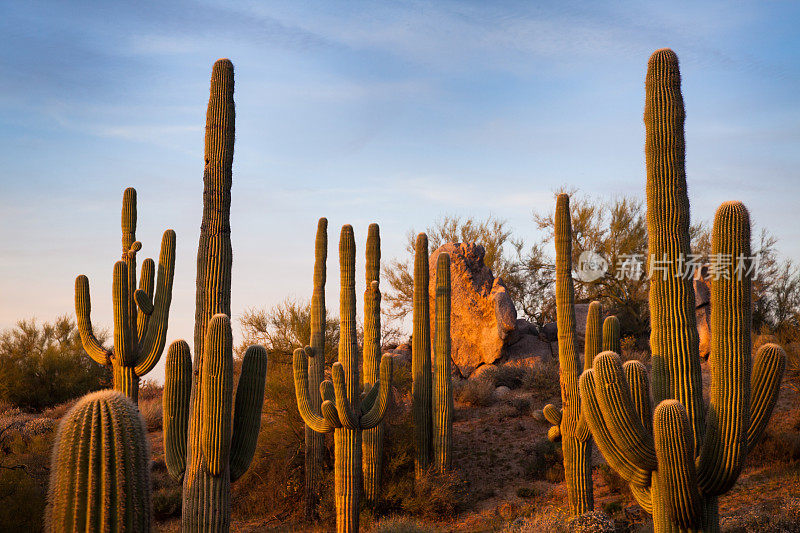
540, 195, 594, 515
162, 59, 268, 533
305, 218, 328, 517
46, 390, 151, 532
433, 252, 453, 472
75, 187, 176, 404
362, 223, 384, 501
579, 49, 786, 533
294, 224, 393, 533
412, 233, 433, 478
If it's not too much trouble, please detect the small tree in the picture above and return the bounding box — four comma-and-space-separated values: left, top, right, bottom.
0, 317, 110, 410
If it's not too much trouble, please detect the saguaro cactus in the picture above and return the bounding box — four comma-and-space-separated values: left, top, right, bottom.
294, 224, 393, 533
579, 49, 786, 532
602, 316, 621, 354
304, 217, 328, 517
412, 233, 432, 478
162, 58, 268, 533
46, 389, 151, 532
164, 317, 267, 533
362, 223, 384, 502
433, 252, 453, 472
540, 194, 594, 515
75, 187, 176, 404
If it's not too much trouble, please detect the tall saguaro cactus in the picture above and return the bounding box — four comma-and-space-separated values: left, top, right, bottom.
195, 58, 234, 360
579, 49, 786, 533
75, 187, 176, 404
162, 58, 268, 533
362, 223, 384, 502
46, 390, 151, 532
304, 217, 328, 517
433, 252, 453, 472
412, 233, 433, 478
294, 224, 393, 533
540, 194, 594, 515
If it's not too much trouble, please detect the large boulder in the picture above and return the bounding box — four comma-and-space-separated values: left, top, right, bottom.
429, 242, 517, 377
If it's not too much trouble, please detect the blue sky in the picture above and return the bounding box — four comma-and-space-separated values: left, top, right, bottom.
1, 1, 798, 382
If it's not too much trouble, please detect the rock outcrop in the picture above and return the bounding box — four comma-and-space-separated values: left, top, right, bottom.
429, 242, 517, 377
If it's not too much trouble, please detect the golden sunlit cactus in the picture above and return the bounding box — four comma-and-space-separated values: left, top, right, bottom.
304, 217, 328, 518
293, 224, 393, 533
579, 49, 786, 533
412, 233, 433, 478
602, 315, 621, 354
539, 194, 594, 515
362, 223, 384, 502
46, 390, 151, 532
433, 252, 453, 472
584, 301, 602, 373
161, 58, 268, 533
75, 187, 176, 404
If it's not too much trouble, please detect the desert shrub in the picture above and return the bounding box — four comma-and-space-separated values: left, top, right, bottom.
720, 497, 800, 533
138, 379, 163, 401
377, 409, 466, 521
456, 378, 496, 407
139, 396, 163, 432
567, 510, 616, 532
522, 439, 563, 482
230, 358, 319, 525
516, 486, 539, 499
479, 365, 527, 389
503, 506, 570, 533
520, 360, 560, 402
370, 516, 435, 533
0, 317, 111, 410
151, 458, 181, 520
0, 415, 56, 531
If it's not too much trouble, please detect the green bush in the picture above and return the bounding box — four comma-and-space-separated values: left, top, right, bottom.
0, 317, 110, 410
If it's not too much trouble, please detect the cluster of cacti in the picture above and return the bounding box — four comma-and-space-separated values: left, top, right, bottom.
304, 217, 328, 517
46, 389, 151, 532
294, 224, 394, 533
411, 234, 453, 477
579, 49, 786, 532
539, 195, 594, 515
162, 58, 268, 533
75, 187, 176, 404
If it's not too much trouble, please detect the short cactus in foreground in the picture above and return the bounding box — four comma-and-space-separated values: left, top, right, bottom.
411, 234, 453, 477
539, 199, 594, 515
294, 224, 393, 533
46, 389, 151, 532
579, 49, 786, 533
164, 316, 267, 532
75, 187, 176, 404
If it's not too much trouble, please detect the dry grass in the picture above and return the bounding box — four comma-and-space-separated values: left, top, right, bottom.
455, 378, 496, 407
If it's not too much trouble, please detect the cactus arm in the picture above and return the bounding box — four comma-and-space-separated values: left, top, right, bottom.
74, 275, 112, 366
293, 348, 335, 433
332, 363, 360, 430
547, 425, 562, 442
580, 370, 652, 486
200, 314, 233, 477
623, 360, 653, 435
361, 355, 393, 430
584, 301, 602, 372
653, 400, 703, 529
602, 316, 621, 354
338, 225, 359, 409
164, 340, 192, 482
360, 381, 380, 415
135, 229, 176, 376
322, 400, 342, 428
697, 202, 752, 496
592, 352, 658, 472
112, 261, 136, 366
630, 483, 653, 514
747, 343, 786, 450
543, 404, 562, 426
136, 257, 155, 341
122, 188, 140, 341
230, 344, 268, 482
